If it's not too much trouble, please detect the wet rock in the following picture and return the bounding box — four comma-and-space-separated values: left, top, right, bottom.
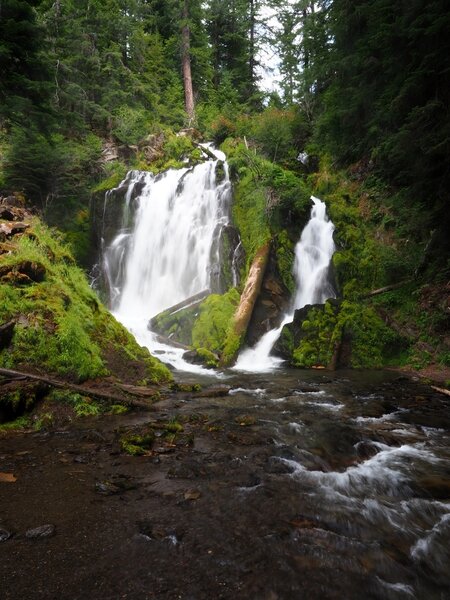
238, 473, 261, 488
0, 222, 29, 236
264, 457, 296, 474
25, 524, 55, 539
0, 528, 12, 542
184, 489, 201, 501
182, 349, 219, 369
136, 519, 183, 543
189, 385, 231, 398
167, 460, 206, 479
0, 320, 15, 349
0, 208, 15, 221
95, 481, 121, 495
95, 476, 137, 495
73, 455, 89, 464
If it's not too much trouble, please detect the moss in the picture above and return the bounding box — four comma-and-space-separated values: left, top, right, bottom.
292, 300, 400, 369
274, 230, 296, 293
191, 289, 240, 355
170, 383, 202, 393
292, 302, 338, 368
195, 347, 219, 368
109, 404, 129, 415
120, 430, 155, 456
221, 329, 242, 366
0, 416, 30, 432
0, 217, 171, 384
92, 161, 128, 193
150, 303, 199, 346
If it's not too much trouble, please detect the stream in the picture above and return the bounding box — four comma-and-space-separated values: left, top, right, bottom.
1, 367, 449, 599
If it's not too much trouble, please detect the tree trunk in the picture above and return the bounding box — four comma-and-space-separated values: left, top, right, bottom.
249, 0, 256, 87
181, 0, 195, 123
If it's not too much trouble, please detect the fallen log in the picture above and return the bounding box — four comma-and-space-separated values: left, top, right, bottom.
363, 279, 412, 298
0, 367, 157, 409
431, 385, 450, 398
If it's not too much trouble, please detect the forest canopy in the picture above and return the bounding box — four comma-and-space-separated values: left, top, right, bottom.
0, 0, 449, 261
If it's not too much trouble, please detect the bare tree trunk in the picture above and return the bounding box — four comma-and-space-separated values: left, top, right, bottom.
249, 0, 256, 86
181, 0, 195, 123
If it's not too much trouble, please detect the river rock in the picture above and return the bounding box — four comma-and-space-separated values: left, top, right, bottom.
0, 528, 12, 542
25, 524, 55, 539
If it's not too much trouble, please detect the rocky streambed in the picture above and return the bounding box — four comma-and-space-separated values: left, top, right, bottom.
1, 368, 449, 599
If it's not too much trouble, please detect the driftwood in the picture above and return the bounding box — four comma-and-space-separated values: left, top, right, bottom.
431, 385, 450, 398
363, 280, 412, 298
0, 367, 157, 409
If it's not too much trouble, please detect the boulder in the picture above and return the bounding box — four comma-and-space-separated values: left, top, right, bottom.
0, 321, 15, 350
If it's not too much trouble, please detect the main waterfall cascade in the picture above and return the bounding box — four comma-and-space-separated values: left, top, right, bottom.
235, 196, 336, 372
101, 147, 233, 372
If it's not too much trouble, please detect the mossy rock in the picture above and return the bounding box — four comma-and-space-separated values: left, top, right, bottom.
0, 217, 172, 384
120, 430, 155, 456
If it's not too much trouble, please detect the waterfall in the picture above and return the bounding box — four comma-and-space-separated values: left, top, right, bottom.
101, 147, 232, 372
234, 196, 336, 372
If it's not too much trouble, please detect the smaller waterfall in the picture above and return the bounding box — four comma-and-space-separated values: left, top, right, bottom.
235, 196, 336, 372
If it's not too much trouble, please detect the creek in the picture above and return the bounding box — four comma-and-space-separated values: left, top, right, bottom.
90, 152, 450, 597
1, 368, 449, 599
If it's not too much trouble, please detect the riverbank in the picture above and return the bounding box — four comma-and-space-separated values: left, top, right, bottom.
1, 368, 449, 599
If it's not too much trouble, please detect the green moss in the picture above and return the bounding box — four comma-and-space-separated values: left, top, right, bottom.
191, 289, 240, 355
92, 161, 128, 193
292, 300, 401, 369
221, 329, 242, 366
195, 347, 219, 368
223, 139, 310, 277
170, 383, 202, 393
274, 230, 296, 293
292, 302, 338, 368
0, 218, 171, 384
0, 416, 30, 432
109, 404, 129, 415
150, 303, 199, 346
120, 430, 155, 456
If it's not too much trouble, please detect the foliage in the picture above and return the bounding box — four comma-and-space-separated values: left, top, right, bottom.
0, 415, 31, 432
274, 230, 296, 293
0, 218, 171, 384
292, 300, 399, 369
120, 429, 155, 456
223, 139, 310, 273
191, 289, 240, 355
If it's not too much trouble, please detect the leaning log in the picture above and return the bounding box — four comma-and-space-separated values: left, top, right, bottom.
221, 241, 271, 366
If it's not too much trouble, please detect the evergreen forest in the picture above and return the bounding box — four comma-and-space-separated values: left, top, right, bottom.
1, 2, 450, 598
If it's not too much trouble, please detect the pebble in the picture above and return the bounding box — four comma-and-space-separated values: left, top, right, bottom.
25, 524, 55, 539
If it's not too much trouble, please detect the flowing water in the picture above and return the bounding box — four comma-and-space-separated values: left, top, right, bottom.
235, 195, 336, 372
94, 155, 450, 598
102, 147, 232, 372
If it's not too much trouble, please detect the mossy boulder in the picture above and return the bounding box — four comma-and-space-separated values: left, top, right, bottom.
0, 214, 172, 385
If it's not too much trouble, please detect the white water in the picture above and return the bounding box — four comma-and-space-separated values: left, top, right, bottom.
235, 196, 336, 372
103, 147, 231, 372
